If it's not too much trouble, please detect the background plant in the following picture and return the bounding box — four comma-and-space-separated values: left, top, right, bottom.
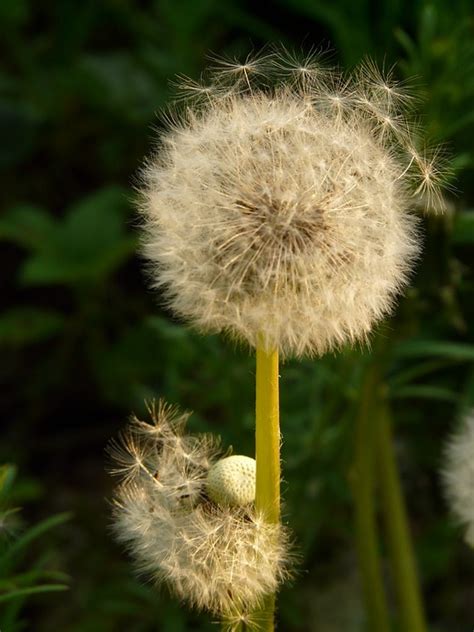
0, 465, 69, 632
1, 1, 473, 630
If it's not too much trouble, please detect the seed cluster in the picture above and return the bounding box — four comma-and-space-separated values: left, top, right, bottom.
109, 401, 291, 620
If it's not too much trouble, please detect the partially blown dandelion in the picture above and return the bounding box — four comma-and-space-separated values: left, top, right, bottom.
109, 401, 291, 619
442, 411, 474, 547
140, 50, 446, 358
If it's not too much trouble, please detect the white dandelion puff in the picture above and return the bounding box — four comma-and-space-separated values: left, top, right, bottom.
139, 49, 448, 358
442, 411, 474, 547
109, 401, 292, 618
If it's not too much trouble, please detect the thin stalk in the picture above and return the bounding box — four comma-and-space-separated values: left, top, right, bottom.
351, 368, 391, 632
377, 402, 427, 632
253, 340, 280, 630
221, 622, 243, 632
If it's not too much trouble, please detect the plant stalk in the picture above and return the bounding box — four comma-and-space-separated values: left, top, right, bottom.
254, 340, 280, 630
377, 402, 427, 632
351, 368, 391, 632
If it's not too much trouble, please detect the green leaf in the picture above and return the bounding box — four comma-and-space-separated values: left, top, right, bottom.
391, 385, 458, 402
0, 308, 65, 346
452, 210, 474, 244
0, 513, 71, 574
395, 27, 417, 61
18, 187, 136, 286
0, 0, 29, 26
0, 102, 38, 167
0, 569, 69, 590
61, 186, 130, 251
0, 584, 68, 604
0, 205, 56, 250
0, 466, 17, 501
76, 53, 160, 120
0, 508, 21, 539
394, 340, 474, 362
389, 360, 455, 388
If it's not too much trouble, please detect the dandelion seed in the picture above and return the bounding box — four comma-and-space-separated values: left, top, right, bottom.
411, 145, 453, 212
220, 607, 271, 631
139, 49, 448, 358
272, 45, 333, 91
209, 51, 272, 92
172, 74, 220, 105
357, 58, 417, 111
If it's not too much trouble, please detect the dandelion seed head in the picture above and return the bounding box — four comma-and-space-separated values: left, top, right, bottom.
442, 411, 474, 547
140, 49, 448, 357
109, 401, 292, 616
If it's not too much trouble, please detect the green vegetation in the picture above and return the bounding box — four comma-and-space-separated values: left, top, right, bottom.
0, 465, 69, 631
1, 1, 473, 629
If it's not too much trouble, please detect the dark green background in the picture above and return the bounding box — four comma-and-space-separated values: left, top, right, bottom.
1, 1, 474, 630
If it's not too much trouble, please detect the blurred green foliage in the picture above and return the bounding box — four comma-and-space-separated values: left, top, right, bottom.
0, 465, 69, 632
1, 0, 474, 630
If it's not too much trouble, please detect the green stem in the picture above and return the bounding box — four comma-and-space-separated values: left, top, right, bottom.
221, 622, 243, 632
377, 402, 427, 632
351, 369, 391, 632
253, 340, 280, 631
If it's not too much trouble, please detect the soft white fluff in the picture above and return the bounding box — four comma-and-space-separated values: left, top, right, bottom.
139, 51, 445, 357
109, 401, 291, 620
442, 411, 474, 546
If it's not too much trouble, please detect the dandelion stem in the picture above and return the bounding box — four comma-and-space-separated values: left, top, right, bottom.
377, 400, 427, 632
351, 367, 391, 632
254, 339, 280, 630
